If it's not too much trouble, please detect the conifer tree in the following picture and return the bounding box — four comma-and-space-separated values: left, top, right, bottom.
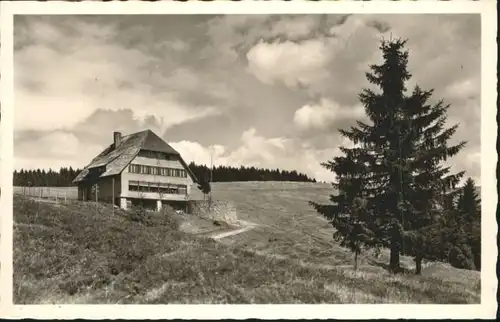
457, 178, 481, 224
197, 174, 211, 201
312, 38, 465, 273
457, 178, 481, 270
311, 148, 378, 270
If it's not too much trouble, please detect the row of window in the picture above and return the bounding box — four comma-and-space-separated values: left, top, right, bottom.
129, 164, 187, 178
128, 181, 187, 195
138, 150, 178, 161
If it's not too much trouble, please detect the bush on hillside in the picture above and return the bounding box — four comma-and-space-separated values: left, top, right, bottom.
127, 205, 150, 224
126, 204, 181, 230
448, 245, 475, 270
148, 205, 181, 230
17, 197, 41, 224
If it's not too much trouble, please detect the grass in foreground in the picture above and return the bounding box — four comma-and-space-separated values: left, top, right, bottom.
14, 187, 480, 304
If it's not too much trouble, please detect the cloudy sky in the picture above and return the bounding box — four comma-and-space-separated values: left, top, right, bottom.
14, 14, 480, 183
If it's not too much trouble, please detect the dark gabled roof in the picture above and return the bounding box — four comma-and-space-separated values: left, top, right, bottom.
73, 129, 198, 184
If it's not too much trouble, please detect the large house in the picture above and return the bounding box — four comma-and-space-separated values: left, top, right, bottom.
73, 129, 198, 211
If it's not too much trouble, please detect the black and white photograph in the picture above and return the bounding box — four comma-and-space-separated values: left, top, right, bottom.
0, 0, 497, 319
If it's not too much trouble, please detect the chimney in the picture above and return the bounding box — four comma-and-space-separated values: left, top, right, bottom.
113, 131, 122, 148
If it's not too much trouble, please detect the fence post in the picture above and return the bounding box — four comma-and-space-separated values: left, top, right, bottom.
95, 184, 98, 214
112, 177, 115, 216
56, 191, 59, 203
65, 191, 67, 204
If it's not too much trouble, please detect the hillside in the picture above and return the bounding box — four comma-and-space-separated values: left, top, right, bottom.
13, 182, 480, 304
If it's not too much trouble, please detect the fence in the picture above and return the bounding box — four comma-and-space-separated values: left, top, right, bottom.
14, 186, 78, 202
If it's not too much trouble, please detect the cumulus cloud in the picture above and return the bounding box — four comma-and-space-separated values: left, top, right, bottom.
228, 128, 289, 166
170, 141, 226, 167
246, 39, 332, 87
270, 15, 319, 40
444, 78, 480, 101
15, 17, 218, 132
293, 99, 365, 132
161, 39, 191, 53
170, 128, 346, 183
14, 131, 103, 170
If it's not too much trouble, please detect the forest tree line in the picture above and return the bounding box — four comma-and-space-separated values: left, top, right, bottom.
13, 163, 316, 187
187, 162, 316, 183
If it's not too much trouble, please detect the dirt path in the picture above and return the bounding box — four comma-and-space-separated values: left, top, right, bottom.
208, 220, 258, 240
211, 225, 254, 240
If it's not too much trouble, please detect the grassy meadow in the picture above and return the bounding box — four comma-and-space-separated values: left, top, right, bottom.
13, 182, 480, 304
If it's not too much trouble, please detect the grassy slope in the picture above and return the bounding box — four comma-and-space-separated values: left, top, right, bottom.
14, 182, 480, 304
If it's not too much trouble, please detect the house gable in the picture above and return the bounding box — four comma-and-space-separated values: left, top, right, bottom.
73, 129, 198, 184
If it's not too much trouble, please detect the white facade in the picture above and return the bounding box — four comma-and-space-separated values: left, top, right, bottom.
119, 154, 195, 209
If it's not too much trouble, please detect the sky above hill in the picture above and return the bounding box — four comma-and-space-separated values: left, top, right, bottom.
14, 14, 481, 183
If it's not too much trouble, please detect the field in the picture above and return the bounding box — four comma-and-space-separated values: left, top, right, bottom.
13, 182, 481, 304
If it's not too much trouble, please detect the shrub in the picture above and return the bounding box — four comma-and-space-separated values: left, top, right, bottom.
127, 205, 151, 224
125, 203, 182, 230
148, 207, 181, 230
448, 246, 474, 270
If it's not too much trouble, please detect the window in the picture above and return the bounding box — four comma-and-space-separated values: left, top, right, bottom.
129, 181, 187, 195
165, 154, 176, 161
129, 164, 189, 179
138, 150, 156, 158
130, 164, 141, 173
139, 150, 178, 160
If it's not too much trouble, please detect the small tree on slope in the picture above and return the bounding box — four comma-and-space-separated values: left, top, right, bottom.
311, 149, 378, 270
311, 38, 465, 274
457, 178, 481, 225
457, 178, 481, 270
197, 172, 212, 203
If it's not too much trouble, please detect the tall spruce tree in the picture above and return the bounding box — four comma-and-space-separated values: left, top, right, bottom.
312, 38, 465, 274
397, 83, 465, 274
